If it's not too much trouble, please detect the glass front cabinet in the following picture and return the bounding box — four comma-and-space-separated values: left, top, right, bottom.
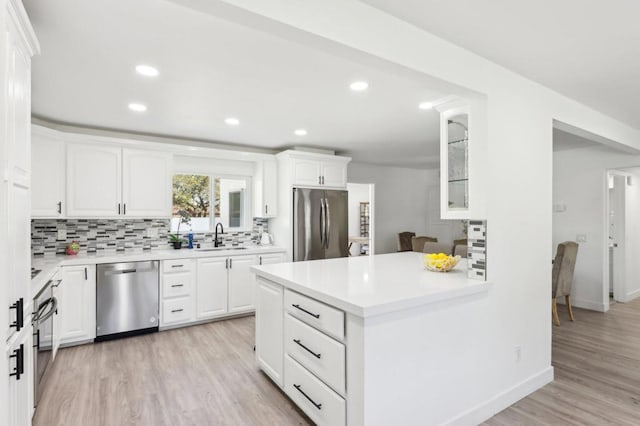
437, 97, 486, 220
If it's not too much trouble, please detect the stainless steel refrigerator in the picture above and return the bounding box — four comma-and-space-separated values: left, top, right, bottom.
293, 188, 349, 261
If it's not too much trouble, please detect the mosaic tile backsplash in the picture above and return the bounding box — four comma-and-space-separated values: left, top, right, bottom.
31, 218, 270, 256
467, 220, 487, 280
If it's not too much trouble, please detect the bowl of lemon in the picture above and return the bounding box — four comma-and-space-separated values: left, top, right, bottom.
423, 253, 461, 272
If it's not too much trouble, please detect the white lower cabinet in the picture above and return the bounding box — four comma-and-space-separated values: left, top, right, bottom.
196, 257, 228, 320
160, 260, 195, 327
228, 255, 257, 313
255, 278, 284, 387
256, 283, 347, 426
7, 325, 34, 426
60, 265, 96, 345
285, 355, 346, 426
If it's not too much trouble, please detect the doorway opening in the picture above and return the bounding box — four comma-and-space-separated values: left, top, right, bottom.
346, 183, 375, 256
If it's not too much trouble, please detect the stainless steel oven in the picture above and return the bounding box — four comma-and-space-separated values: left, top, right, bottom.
32, 279, 58, 406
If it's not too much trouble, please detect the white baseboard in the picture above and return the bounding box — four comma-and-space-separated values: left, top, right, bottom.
623, 289, 640, 303
443, 366, 554, 426
569, 297, 607, 312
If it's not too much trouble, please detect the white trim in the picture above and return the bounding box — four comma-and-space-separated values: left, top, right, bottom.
568, 297, 608, 313
443, 367, 554, 426
7, 0, 40, 55
623, 288, 640, 303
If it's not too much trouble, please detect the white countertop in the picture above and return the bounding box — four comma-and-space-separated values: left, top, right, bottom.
31, 244, 285, 296
252, 252, 491, 318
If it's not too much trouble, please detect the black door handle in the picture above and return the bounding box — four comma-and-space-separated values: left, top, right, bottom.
293, 384, 322, 410
9, 298, 24, 331
9, 344, 24, 380
291, 304, 320, 319
293, 339, 321, 359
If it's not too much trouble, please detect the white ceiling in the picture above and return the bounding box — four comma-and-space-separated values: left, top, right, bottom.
361, 0, 640, 129
24, 0, 446, 168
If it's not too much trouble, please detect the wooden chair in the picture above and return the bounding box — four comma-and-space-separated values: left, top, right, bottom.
411, 236, 438, 252
422, 241, 453, 255
397, 232, 416, 252
552, 241, 579, 326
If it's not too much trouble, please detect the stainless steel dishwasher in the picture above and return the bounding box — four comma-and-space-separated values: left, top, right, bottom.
96, 261, 159, 341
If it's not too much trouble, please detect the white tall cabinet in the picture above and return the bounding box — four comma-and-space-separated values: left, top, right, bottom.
0, 1, 39, 425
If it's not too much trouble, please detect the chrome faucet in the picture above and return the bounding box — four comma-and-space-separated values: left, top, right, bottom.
214, 223, 224, 247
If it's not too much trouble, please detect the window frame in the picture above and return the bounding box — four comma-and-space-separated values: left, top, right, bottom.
171, 171, 252, 233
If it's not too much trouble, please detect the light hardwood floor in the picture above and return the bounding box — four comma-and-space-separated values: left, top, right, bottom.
486, 299, 640, 425
35, 300, 640, 425
34, 316, 311, 426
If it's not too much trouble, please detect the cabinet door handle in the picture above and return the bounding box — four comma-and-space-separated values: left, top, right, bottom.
293, 384, 322, 410
225, 258, 229, 269
57, 201, 62, 214
171, 308, 183, 313
291, 304, 320, 319
322, 176, 325, 185
9, 298, 23, 331
123, 203, 126, 215
259, 256, 262, 265
229, 258, 232, 269
265, 204, 268, 215
118, 203, 121, 215
85, 267, 88, 280
318, 175, 321, 185
9, 344, 24, 380
171, 284, 184, 288
293, 339, 321, 359
171, 264, 184, 268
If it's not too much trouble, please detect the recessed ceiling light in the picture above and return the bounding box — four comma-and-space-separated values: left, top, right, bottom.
418, 101, 434, 110
294, 129, 307, 136
135, 65, 159, 77
225, 117, 240, 126
128, 103, 147, 112
349, 81, 368, 91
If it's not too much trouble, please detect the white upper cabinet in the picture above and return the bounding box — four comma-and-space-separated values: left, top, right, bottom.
31, 130, 65, 217
436, 97, 487, 220
293, 158, 323, 186
254, 159, 278, 217
67, 143, 122, 218
279, 150, 351, 189
122, 149, 172, 217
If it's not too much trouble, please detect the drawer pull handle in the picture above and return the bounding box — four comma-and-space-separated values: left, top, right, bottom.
171, 284, 184, 288
171, 264, 184, 268
293, 339, 321, 359
293, 384, 322, 410
171, 308, 184, 313
291, 304, 320, 319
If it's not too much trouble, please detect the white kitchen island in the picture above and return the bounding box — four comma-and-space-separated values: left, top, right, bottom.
251, 252, 492, 426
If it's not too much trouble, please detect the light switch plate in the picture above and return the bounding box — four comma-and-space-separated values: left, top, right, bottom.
146, 227, 159, 238
57, 229, 66, 240
576, 234, 587, 243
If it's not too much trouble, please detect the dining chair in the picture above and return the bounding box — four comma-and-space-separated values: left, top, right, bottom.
422, 241, 453, 255
552, 241, 579, 326
412, 236, 438, 252
397, 232, 416, 252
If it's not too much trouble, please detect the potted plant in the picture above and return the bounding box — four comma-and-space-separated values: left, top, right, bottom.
169, 210, 191, 249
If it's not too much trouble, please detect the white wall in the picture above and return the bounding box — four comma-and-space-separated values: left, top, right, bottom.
553, 144, 640, 311
176, 1, 640, 423
348, 162, 432, 254
346, 182, 371, 255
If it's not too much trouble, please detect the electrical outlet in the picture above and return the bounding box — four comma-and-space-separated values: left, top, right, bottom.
576, 234, 587, 243
146, 227, 159, 238
515, 346, 522, 363
57, 229, 67, 240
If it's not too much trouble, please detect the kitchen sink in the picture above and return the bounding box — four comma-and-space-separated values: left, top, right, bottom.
196, 246, 248, 252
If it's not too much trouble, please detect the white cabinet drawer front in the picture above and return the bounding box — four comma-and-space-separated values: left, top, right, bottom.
285, 355, 345, 426
162, 298, 193, 325
162, 259, 194, 273
285, 290, 344, 341
285, 314, 346, 396
162, 272, 192, 298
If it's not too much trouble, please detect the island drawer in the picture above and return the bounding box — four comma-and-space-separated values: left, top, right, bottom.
284, 355, 345, 426
162, 259, 194, 273
285, 290, 344, 341
285, 314, 346, 396
162, 272, 192, 298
